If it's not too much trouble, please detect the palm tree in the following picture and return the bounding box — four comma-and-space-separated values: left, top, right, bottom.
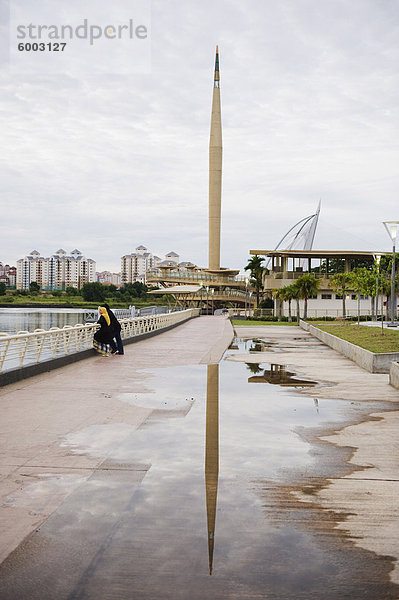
289, 282, 301, 321
273, 287, 285, 320
276, 283, 301, 320
274, 283, 299, 321
281, 284, 298, 322
285, 283, 300, 322
295, 274, 320, 320
330, 273, 353, 318
245, 255, 266, 307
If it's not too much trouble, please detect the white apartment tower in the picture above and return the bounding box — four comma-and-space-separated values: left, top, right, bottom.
16, 249, 96, 290
121, 246, 159, 284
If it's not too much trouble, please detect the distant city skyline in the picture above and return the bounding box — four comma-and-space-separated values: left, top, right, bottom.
8, 244, 193, 279
1, 1, 398, 272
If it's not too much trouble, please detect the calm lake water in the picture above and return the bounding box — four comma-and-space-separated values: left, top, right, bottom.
0, 308, 87, 334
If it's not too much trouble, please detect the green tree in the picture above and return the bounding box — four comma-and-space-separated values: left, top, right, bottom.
295, 274, 320, 320
65, 286, 78, 296
106, 284, 118, 296
350, 267, 376, 324
119, 282, 148, 299
29, 281, 40, 293
378, 263, 399, 321
245, 255, 266, 306
288, 283, 302, 321
246, 363, 263, 374
259, 297, 274, 309
283, 286, 294, 322
330, 272, 353, 318
273, 287, 285, 320
290, 282, 301, 321
81, 282, 106, 303
0, 282, 6, 296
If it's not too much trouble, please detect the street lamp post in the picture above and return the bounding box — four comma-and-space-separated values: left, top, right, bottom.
383, 221, 399, 327
206, 286, 209, 315
245, 277, 249, 319
373, 254, 381, 326
211, 288, 214, 315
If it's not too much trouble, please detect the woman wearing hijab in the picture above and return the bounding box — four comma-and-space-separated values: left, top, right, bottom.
93, 306, 114, 356
103, 303, 124, 355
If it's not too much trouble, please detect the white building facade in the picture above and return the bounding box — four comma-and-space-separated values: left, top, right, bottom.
121, 246, 161, 284
0, 263, 17, 288
251, 249, 390, 318
96, 271, 121, 286
16, 249, 96, 290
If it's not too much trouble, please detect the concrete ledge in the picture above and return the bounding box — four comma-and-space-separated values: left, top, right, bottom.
0, 316, 197, 388
200, 317, 234, 364
390, 362, 399, 389
299, 320, 399, 374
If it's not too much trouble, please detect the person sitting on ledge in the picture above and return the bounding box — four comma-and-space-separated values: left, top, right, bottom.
103, 303, 124, 355
93, 306, 114, 356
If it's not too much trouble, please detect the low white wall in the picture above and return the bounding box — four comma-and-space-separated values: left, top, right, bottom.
300, 320, 399, 374
390, 362, 399, 389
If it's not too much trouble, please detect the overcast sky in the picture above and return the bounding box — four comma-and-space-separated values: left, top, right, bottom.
1, 0, 398, 273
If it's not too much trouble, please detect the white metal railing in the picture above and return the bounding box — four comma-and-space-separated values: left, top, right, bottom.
146, 268, 247, 284
0, 308, 200, 374
83, 305, 181, 322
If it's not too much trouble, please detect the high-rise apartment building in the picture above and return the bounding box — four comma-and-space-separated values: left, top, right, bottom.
121, 246, 160, 284
121, 246, 194, 284
16, 249, 96, 290
0, 263, 16, 288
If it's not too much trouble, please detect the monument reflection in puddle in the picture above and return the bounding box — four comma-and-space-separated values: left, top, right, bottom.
204, 361, 315, 575
205, 363, 219, 575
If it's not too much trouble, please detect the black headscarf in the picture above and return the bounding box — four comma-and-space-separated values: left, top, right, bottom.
102, 303, 121, 332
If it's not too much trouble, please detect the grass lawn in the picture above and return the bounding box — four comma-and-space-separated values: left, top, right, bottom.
316, 323, 399, 353
231, 320, 299, 327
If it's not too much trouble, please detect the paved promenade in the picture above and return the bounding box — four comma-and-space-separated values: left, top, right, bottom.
0, 315, 233, 566
230, 325, 399, 588
1, 318, 399, 599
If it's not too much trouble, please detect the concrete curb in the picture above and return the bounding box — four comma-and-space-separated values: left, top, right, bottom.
299, 320, 399, 374
390, 361, 399, 389
0, 316, 198, 388
200, 317, 234, 364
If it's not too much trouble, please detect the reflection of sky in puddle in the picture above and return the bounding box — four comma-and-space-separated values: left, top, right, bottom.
54, 345, 398, 598
115, 366, 202, 411
64, 361, 345, 477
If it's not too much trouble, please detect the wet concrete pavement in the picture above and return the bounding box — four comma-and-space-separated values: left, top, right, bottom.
1, 318, 399, 599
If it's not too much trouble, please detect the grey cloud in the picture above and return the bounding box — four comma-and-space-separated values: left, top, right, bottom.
1, 0, 398, 271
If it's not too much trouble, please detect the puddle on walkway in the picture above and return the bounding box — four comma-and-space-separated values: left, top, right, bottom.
231, 336, 323, 354
0, 339, 398, 600
245, 362, 316, 387
230, 337, 280, 353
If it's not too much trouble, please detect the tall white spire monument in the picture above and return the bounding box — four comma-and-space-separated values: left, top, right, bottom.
208, 46, 223, 271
